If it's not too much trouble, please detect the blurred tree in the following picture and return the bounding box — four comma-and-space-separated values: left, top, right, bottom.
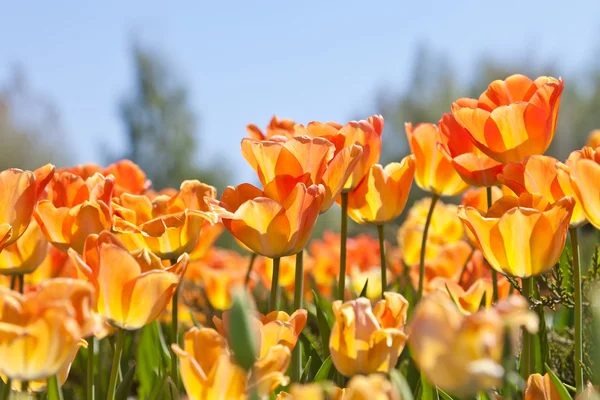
0, 67, 67, 170
120, 44, 229, 191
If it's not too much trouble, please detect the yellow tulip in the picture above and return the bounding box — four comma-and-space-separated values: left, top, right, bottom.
524, 373, 561, 400
566, 146, 600, 229
0, 220, 49, 275
329, 292, 408, 377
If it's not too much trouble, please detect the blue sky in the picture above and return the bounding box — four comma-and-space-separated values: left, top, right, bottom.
1, 1, 599, 184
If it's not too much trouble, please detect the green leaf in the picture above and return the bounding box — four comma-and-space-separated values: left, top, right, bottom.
146, 374, 167, 400
163, 377, 180, 400
389, 369, 414, 400
544, 363, 573, 400
136, 323, 163, 399
228, 291, 258, 371
313, 357, 333, 382
420, 372, 438, 400
475, 392, 492, 400
116, 364, 136, 400
312, 290, 332, 359
438, 388, 456, 400
359, 278, 369, 298
300, 356, 313, 384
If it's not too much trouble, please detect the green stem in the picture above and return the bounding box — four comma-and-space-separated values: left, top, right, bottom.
18, 274, 24, 294
47, 374, 63, 400
170, 259, 180, 389
377, 225, 386, 298
486, 186, 499, 303
570, 227, 584, 393
1, 379, 10, 400
291, 250, 304, 382
417, 195, 439, 300
521, 277, 533, 381
87, 336, 95, 400
9, 276, 15, 291
244, 253, 257, 287
107, 329, 125, 400
21, 380, 28, 393
338, 192, 348, 301
269, 257, 281, 311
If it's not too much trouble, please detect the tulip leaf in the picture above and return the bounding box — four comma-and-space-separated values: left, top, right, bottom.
228, 291, 257, 371
163, 377, 180, 400
359, 278, 369, 298
475, 392, 492, 400
313, 356, 333, 382
312, 290, 332, 359
136, 323, 163, 399
420, 372, 439, 400
146, 374, 167, 400
116, 364, 136, 400
390, 369, 414, 400
300, 356, 312, 384
544, 363, 572, 400
438, 388, 456, 400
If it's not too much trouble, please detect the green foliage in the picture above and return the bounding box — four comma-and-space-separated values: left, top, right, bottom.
227, 291, 258, 371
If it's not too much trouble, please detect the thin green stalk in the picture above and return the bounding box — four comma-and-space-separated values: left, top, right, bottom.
21, 380, 28, 393
107, 329, 125, 400
18, 274, 24, 294
417, 195, 439, 300
47, 374, 63, 400
244, 253, 257, 287
169, 259, 180, 389
521, 277, 533, 381
570, 227, 584, 393
377, 225, 386, 298
1, 379, 10, 400
338, 192, 349, 301
486, 186, 499, 303
269, 257, 281, 311
9, 275, 15, 290
291, 250, 304, 382
87, 336, 95, 400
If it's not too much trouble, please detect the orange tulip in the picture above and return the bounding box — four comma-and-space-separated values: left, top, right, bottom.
208, 182, 324, 258
61, 160, 151, 196
459, 250, 513, 297
0, 278, 98, 382
587, 130, 600, 149
405, 122, 469, 196
242, 135, 362, 212
0, 220, 49, 275
0, 164, 54, 251
524, 373, 561, 400
329, 293, 408, 377
437, 111, 504, 187
452, 74, 564, 164
68, 231, 188, 330
27, 246, 78, 286
461, 187, 504, 245
295, 115, 384, 191
187, 221, 224, 261
499, 155, 586, 226
34, 171, 114, 253
458, 193, 574, 277
247, 115, 297, 141
112, 180, 219, 259
346, 155, 415, 224
566, 146, 600, 229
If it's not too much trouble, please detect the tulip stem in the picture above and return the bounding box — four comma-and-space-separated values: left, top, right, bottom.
87, 336, 95, 400
244, 253, 257, 287
338, 192, 349, 301
486, 187, 499, 303
170, 259, 180, 390
377, 225, 386, 298
18, 274, 24, 294
107, 329, 125, 400
9, 275, 15, 291
291, 250, 304, 382
570, 227, 584, 393
48, 374, 64, 400
269, 257, 281, 311
520, 277, 533, 381
1, 379, 10, 400
417, 195, 439, 300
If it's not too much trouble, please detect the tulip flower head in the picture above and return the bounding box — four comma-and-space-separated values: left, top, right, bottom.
452, 74, 564, 164
0, 220, 49, 275
242, 135, 362, 212
208, 182, 324, 258
405, 122, 470, 196
458, 193, 574, 278
567, 146, 600, 229
587, 130, 600, 149
329, 292, 408, 377
247, 115, 297, 141
0, 164, 54, 251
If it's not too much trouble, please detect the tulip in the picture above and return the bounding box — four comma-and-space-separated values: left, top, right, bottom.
68, 231, 187, 330
0, 220, 49, 275
187, 220, 224, 261
499, 155, 586, 227
567, 146, 600, 229
452, 74, 564, 164
35, 171, 114, 254
405, 122, 469, 196
346, 155, 415, 225
458, 193, 574, 278
247, 115, 297, 141
587, 130, 600, 149
459, 250, 513, 297
437, 111, 505, 187
0, 278, 98, 382
242, 135, 362, 212
461, 187, 504, 245
112, 179, 219, 260
27, 246, 78, 286
524, 373, 561, 400
408, 292, 538, 396
329, 292, 408, 377
208, 182, 324, 258
341, 374, 401, 400
0, 164, 54, 251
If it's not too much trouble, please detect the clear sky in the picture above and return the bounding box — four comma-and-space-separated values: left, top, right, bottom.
1, 1, 599, 184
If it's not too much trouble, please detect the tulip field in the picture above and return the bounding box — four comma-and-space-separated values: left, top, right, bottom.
2, 74, 600, 399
